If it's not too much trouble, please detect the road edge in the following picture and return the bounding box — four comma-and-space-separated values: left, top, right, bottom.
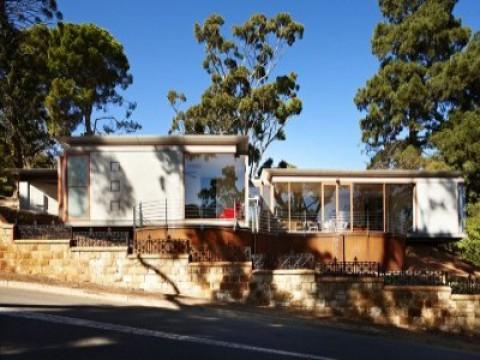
0, 278, 208, 308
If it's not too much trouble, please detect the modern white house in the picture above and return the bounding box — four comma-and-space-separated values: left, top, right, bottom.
256, 168, 466, 240
57, 135, 249, 228
10, 134, 467, 268
14, 135, 466, 243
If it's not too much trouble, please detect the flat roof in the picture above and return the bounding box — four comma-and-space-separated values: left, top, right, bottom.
61, 135, 249, 154
260, 168, 463, 180
10, 168, 57, 181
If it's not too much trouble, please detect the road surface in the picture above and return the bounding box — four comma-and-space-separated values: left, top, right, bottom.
0, 286, 479, 359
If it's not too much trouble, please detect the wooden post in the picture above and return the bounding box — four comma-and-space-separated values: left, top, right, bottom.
383, 183, 387, 233
165, 198, 168, 232
304, 209, 307, 234
321, 183, 324, 229
233, 199, 237, 231
350, 183, 354, 232
288, 182, 291, 231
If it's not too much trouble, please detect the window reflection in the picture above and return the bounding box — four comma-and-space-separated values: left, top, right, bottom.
274, 183, 289, 228
323, 185, 336, 229
67, 155, 89, 219
337, 185, 351, 231
185, 154, 245, 219
386, 184, 413, 234
269, 181, 415, 234
353, 184, 383, 231
290, 183, 322, 231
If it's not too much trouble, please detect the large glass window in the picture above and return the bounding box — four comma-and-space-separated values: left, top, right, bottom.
273, 183, 289, 228
337, 185, 351, 231
303, 183, 322, 223
184, 154, 245, 219
353, 184, 383, 231
289, 183, 322, 231
67, 155, 89, 219
323, 185, 336, 230
386, 184, 413, 234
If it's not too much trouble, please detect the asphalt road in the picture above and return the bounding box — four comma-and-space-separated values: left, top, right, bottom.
0, 286, 479, 360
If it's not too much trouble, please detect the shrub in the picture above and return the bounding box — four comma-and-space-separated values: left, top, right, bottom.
457, 202, 480, 267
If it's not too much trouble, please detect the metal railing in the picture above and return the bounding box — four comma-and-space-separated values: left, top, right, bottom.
134, 199, 245, 228
15, 225, 72, 240
316, 258, 381, 276
252, 252, 315, 270
190, 245, 252, 262
71, 230, 130, 247
254, 209, 386, 234
448, 275, 480, 294
134, 237, 189, 255
383, 270, 447, 286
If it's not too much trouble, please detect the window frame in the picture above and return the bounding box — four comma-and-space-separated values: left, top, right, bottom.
66, 153, 90, 221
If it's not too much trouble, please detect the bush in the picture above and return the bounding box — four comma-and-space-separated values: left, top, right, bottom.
457, 202, 480, 267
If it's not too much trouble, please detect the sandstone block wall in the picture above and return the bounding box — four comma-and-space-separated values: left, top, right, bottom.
0, 224, 250, 300
250, 270, 479, 335
0, 224, 478, 335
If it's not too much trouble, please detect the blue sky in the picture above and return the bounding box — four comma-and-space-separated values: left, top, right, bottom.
58, 0, 480, 170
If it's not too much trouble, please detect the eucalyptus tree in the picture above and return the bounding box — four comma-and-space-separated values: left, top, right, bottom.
168, 13, 304, 178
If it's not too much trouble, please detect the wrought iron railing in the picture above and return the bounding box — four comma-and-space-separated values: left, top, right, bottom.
71, 231, 130, 247
190, 245, 251, 262
448, 275, 480, 294
15, 225, 72, 240
316, 258, 381, 276
252, 253, 315, 270
383, 270, 447, 286
135, 237, 189, 255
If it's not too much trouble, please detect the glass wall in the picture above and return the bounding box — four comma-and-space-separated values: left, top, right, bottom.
323, 185, 336, 230
289, 183, 322, 231
353, 184, 383, 231
337, 185, 351, 231
303, 183, 322, 223
274, 183, 289, 228
67, 155, 89, 219
386, 184, 413, 234
184, 154, 245, 219
269, 181, 414, 234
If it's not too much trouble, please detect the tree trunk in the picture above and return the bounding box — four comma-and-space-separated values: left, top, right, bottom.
11, 130, 24, 168
84, 105, 93, 135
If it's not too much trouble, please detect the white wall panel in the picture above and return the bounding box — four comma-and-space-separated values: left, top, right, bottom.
415, 178, 459, 237
89, 148, 184, 225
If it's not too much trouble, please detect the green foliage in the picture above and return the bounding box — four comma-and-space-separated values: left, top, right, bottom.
0, 1, 61, 195
456, 202, 480, 267
256, 157, 296, 177
168, 13, 304, 177
0, 5, 56, 170
1, 0, 62, 29
433, 110, 480, 202
1, 2, 138, 195
360, 1, 480, 266
355, 0, 470, 168
44, 23, 140, 135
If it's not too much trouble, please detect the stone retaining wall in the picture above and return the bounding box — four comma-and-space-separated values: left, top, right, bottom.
0, 224, 478, 335
0, 224, 250, 300
250, 269, 479, 334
